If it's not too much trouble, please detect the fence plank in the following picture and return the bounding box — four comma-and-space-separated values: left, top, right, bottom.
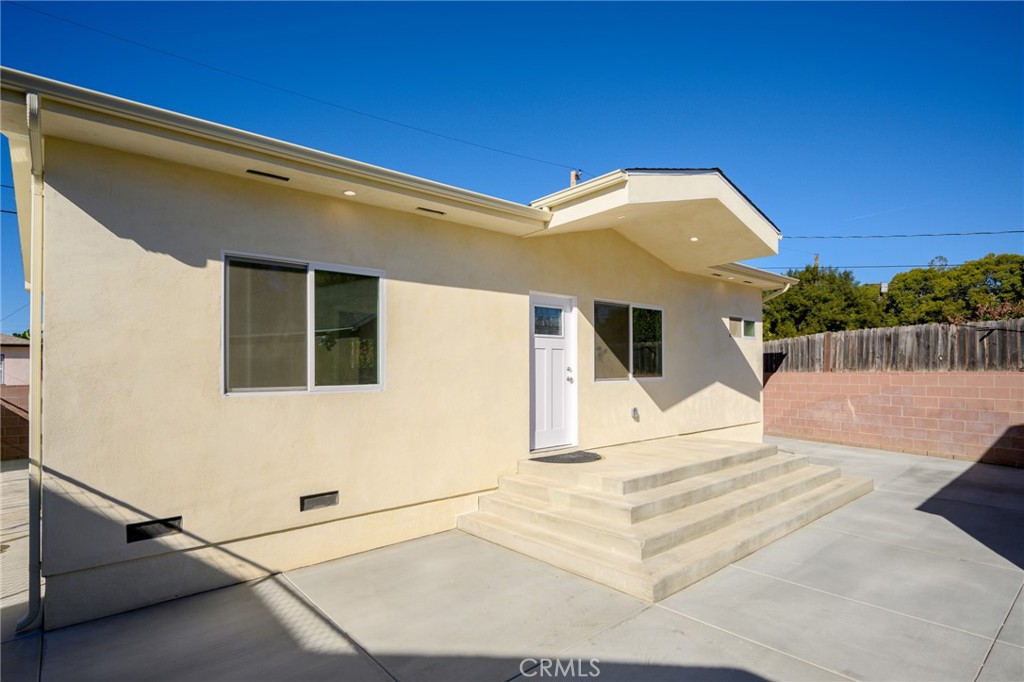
763, 319, 1024, 373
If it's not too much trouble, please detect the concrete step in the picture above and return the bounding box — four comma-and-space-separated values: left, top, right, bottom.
500, 452, 810, 525
483, 464, 840, 560
459, 475, 873, 601
516, 443, 778, 494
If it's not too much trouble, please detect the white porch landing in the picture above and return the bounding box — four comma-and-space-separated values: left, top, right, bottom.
458, 436, 872, 601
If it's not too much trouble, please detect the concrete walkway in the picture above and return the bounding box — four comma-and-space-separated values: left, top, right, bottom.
2, 438, 1022, 681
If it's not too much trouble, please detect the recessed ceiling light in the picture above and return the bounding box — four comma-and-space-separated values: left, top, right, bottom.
617, 215, 627, 220
727, 276, 735, 280
343, 190, 357, 196
689, 237, 699, 242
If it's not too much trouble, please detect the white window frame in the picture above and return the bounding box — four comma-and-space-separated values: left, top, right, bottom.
222, 251, 386, 396
730, 316, 757, 340
594, 299, 665, 383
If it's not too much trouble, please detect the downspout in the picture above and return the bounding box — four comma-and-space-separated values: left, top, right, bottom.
17, 92, 44, 632
761, 282, 792, 303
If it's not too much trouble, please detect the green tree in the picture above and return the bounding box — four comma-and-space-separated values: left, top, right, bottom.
12, 330, 29, 340
763, 265, 887, 339
884, 253, 1024, 325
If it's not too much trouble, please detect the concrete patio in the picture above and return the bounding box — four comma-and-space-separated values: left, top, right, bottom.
2, 437, 1022, 681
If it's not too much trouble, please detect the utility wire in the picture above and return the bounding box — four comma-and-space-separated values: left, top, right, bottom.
1, 303, 29, 322
787, 230, 1023, 239
1, 209, 17, 216
8, 2, 591, 177
761, 263, 969, 270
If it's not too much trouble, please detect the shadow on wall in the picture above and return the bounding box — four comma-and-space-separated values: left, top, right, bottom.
51, 146, 764, 416
762, 352, 787, 387
34, 467, 771, 682
916, 424, 1024, 571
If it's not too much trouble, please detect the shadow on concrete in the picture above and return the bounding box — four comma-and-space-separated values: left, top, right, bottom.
24, 466, 774, 682
916, 424, 1024, 571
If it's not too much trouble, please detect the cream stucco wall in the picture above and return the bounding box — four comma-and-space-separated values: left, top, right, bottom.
39, 139, 765, 627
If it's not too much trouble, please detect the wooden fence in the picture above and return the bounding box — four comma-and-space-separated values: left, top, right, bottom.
764, 319, 1024, 373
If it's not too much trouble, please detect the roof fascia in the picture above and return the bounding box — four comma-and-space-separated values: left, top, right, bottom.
0, 68, 549, 226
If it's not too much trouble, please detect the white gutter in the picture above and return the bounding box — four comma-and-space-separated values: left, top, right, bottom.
16, 91, 43, 632
762, 282, 793, 302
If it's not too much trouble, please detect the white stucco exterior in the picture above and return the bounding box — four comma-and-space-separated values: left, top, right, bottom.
0, 68, 795, 628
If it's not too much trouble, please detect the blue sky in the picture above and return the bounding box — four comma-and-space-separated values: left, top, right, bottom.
2, 1, 1022, 334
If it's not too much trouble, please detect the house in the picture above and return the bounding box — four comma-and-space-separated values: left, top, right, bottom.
0, 68, 801, 628
0, 333, 29, 386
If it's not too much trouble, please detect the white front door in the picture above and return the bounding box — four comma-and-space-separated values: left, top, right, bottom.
530, 293, 577, 450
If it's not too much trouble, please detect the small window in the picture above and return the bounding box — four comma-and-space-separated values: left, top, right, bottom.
595, 301, 663, 380
729, 317, 757, 339
225, 255, 383, 393
534, 306, 563, 336
0, 353, 4, 384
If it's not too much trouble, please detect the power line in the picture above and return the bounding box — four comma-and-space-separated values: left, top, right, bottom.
8, 2, 592, 177
761, 263, 969, 270
1, 303, 29, 322
786, 230, 1023, 239
1, 209, 17, 216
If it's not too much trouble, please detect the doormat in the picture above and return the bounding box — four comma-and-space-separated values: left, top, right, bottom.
532, 451, 602, 464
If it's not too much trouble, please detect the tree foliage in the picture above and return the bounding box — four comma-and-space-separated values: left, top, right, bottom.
763, 253, 1024, 339
883, 253, 1024, 325
763, 265, 887, 339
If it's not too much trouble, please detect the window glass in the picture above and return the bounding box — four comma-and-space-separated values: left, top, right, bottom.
632, 307, 663, 377
594, 302, 630, 379
226, 259, 307, 391
534, 306, 563, 336
729, 317, 743, 338
314, 270, 380, 386
744, 319, 757, 338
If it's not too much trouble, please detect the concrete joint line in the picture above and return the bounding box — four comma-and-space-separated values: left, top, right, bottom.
550, 603, 654, 659
277, 573, 400, 682
732, 564, 995, 640
652, 602, 858, 682
973, 580, 1024, 682
820, 525, 1024, 573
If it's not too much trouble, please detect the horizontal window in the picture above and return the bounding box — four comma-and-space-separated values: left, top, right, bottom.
729, 317, 757, 339
225, 255, 383, 393
594, 301, 663, 380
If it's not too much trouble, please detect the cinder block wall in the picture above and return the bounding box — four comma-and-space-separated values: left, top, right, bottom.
763, 372, 1023, 467
1, 385, 29, 460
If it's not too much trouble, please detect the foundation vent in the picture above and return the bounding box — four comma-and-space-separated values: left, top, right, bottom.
126, 516, 183, 543
300, 491, 339, 512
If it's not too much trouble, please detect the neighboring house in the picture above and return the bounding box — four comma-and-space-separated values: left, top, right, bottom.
0, 333, 30, 385
0, 68, 797, 628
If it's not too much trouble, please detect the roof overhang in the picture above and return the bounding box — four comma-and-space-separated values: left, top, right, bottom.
0, 68, 552, 277
530, 169, 783, 280
1, 68, 791, 291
